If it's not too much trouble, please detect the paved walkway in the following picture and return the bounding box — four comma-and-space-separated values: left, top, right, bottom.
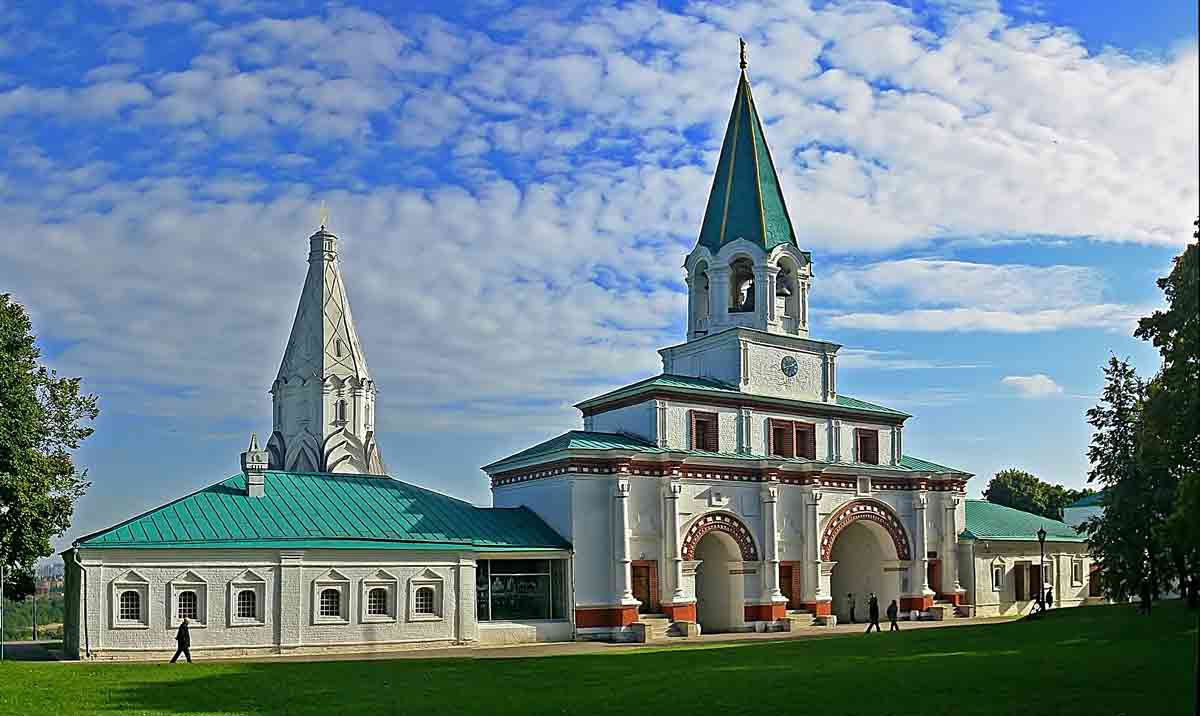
236, 615, 1011, 663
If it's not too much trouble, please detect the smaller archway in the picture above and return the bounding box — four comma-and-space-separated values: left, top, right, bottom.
728, 257, 755, 313
694, 531, 745, 632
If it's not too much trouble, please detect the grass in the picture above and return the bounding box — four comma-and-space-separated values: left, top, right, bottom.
1, 601, 1195, 716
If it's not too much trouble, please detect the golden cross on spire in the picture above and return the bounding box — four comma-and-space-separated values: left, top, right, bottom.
318, 200, 328, 229
739, 37, 747, 71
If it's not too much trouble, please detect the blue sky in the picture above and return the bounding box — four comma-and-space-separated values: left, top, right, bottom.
0, 0, 1195, 556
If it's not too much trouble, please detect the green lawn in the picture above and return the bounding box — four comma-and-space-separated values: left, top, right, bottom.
1, 602, 1195, 715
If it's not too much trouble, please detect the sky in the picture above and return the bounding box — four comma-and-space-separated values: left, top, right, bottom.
0, 0, 1196, 557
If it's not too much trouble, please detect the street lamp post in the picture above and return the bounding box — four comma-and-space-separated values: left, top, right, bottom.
1037, 527, 1047, 614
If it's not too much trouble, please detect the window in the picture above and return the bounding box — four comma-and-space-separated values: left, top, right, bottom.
729, 257, 755, 313
477, 559, 568, 622
855, 428, 879, 465
1072, 560, 1084, 586
335, 400, 347, 423
794, 422, 816, 459
319, 588, 341, 618
770, 420, 793, 458
367, 588, 388, 616
365, 404, 371, 428
177, 590, 198, 621
690, 411, 719, 452
413, 587, 434, 615
237, 590, 257, 619
768, 419, 815, 460
119, 590, 141, 621
992, 566, 1004, 592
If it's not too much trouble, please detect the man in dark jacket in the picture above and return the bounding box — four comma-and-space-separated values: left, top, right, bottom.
170, 618, 192, 663
887, 599, 900, 631
865, 593, 881, 633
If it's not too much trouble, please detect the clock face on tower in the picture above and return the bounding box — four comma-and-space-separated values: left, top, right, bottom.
780, 356, 799, 378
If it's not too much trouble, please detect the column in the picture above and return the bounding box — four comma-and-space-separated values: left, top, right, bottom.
614, 478, 638, 605
944, 496, 963, 599
456, 558, 478, 644
764, 265, 781, 326
710, 266, 730, 330
737, 407, 753, 454
665, 479, 686, 602
801, 488, 823, 606
278, 551, 304, 651
914, 493, 932, 597
761, 483, 785, 603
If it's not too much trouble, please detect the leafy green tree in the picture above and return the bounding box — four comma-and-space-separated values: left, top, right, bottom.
0, 294, 98, 601
1081, 357, 1173, 611
983, 468, 1093, 520
1135, 219, 1199, 609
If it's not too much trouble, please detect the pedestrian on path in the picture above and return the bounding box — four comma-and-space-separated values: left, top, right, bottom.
865, 593, 881, 633
887, 599, 899, 631
848, 593, 856, 624
170, 618, 192, 663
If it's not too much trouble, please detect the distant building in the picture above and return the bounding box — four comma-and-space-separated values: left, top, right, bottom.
1063, 491, 1106, 530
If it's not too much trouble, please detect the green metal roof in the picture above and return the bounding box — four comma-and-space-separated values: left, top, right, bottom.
960, 500, 1086, 543
697, 69, 797, 253
1065, 490, 1106, 508
75, 471, 570, 551
484, 429, 965, 476
574, 373, 910, 419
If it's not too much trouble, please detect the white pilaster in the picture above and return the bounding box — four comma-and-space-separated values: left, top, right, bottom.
761, 483, 785, 602
614, 478, 639, 606
801, 488, 823, 603
665, 479, 688, 602
914, 492, 932, 595
944, 496, 963, 594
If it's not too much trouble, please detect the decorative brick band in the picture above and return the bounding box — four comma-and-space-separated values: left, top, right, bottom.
680, 511, 759, 562
819, 499, 912, 561
744, 603, 787, 621
575, 606, 639, 628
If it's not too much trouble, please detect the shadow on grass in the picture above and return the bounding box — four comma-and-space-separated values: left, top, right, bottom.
49, 602, 1195, 716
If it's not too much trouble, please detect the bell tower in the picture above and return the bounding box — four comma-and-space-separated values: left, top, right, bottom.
267, 221, 386, 475
685, 39, 812, 342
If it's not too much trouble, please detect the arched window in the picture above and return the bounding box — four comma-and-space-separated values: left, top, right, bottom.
413, 586, 435, 615
319, 588, 341, 617
237, 589, 257, 619
729, 257, 755, 313
119, 590, 141, 621
365, 404, 371, 428
693, 262, 710, 323
335, 339, 344, 357
367, 587, 388, 616
335, 400, 347, 423
177, 590, 198, 621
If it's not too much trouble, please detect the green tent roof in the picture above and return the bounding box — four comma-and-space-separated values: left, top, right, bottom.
484, 429, 964, 476
697, 68, 798, 253
75, 471, 570, 552
574, 373, 910, 419
960, 500, 1086, 543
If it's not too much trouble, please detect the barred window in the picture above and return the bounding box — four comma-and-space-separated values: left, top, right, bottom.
367, 587, 388, 616
237, 589, 257, 619
177, 590, 198, 620
319, 588, 341, 617
119, 590, 141, 621
413, 586, 435, 615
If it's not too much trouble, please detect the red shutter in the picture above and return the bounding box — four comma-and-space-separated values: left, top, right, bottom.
795, 423, 816, 460
691, 411, 719, 452
704, 414, 719, 452
768, 418, 794, 458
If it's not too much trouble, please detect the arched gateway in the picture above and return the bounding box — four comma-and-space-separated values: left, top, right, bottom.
681, 512, 759, 633
821, 500, 911, 624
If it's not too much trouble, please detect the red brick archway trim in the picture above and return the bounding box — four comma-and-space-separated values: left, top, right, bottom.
820, 499, 911, 561
680, 511, 759, 562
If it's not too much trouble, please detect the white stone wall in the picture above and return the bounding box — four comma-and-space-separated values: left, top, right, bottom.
588, 401, 656, 443
959, 540, 1093, 617
744, 342, 823, 401
65, 547, 567, 660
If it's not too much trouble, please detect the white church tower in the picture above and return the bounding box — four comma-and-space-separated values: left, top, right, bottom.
266, 223, 386, 475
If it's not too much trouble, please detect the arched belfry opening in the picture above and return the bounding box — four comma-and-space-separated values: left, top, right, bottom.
729, 257, 755, 313
692, 260, 711, 335
775, 254, 803, 333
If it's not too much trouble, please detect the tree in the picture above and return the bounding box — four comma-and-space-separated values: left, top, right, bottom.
1135, 219, 1199, 610
983, 468, 1094, 520
0, 294, 98, 601
1081, 357, 1173, 611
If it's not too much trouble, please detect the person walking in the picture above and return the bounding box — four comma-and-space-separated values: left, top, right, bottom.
887, 599, 900, 631
848, 593, 856, 624
865, 593, 881, 633
170, 618, 192, 663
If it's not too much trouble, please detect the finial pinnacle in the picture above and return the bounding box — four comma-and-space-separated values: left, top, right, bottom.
739, 37, 747, 71
318, 200, 328, 230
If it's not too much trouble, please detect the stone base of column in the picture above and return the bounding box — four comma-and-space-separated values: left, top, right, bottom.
900, 595, 935, 611
575, 605, 639, 628
799, 599, 832, 616
661, 601, 697, 622
934, 591, 966, 606
744, 603, 787, 621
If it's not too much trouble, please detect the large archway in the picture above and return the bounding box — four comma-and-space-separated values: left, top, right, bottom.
821, 500, 910, 623
693, 531, 745, 633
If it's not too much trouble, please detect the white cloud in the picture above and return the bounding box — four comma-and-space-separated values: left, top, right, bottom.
1002, 373, 1065, 397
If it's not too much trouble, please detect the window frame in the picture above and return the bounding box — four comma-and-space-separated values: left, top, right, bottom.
407, 570, 444, 622
227, 570, 267, 627
1071, 559, 1084, 586
990, 559, 1006, 593
854, 428, 880, 465
689, 410, 720, 452
312, 569, 351, 625
168, 570, 208, 628
110, 571, 150, 630
360, 570, 399, 623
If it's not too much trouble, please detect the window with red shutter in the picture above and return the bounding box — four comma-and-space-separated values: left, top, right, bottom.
856, 429, 879, 464
795, 422, 816, 459
691, 411, 719, 452
768, 418, 794, 458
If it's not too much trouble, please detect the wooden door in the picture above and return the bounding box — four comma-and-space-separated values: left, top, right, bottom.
1015, 564, 1026, 601
779, 565, 794, 608
630, 561, 658, 614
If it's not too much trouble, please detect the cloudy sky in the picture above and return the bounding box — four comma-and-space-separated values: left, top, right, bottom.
1, 0, 1196, 553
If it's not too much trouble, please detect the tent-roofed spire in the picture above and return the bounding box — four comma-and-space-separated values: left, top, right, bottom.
696, 42, 798, 254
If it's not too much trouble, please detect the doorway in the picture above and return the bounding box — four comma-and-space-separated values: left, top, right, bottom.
694, 531, 745, 632
630, 561, 658, 614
